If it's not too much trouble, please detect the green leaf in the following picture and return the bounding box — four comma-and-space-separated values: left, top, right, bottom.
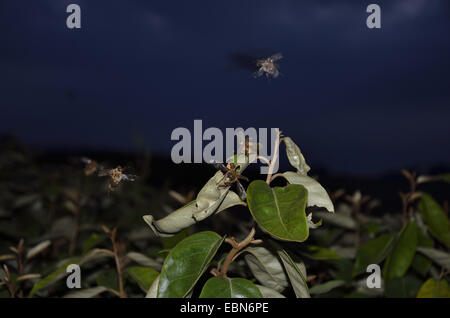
411, 230, 434, 277
127, 266, 159, 292
96, 269, 118, 291
126, 252, 161, 270
419, 194, 450, 248
28, 258, 77, 297
417, 278, 450, 298
29, 249, 113, 297
199, 277, 262, 298
247, 180, 309, 242
277, 250, 310, 298
157, 231, 224, 298
416, 247, 450, 271
282, 172, 334, 213
309, 280, 345, 295
385, 275, 423, 298
82, 233, 105, 255
303, 246, 341, 261
282, 137, 310, 175
354, 233, 395, 275
144, 172, 245, 237
243, 246, 288, 292
383, 221, 418, 282
63, 286, 109, 298
161, 228, 190, 250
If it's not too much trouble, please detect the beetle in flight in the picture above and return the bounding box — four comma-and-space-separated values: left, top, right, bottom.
98, 166, 138, 190
254, 53, 283, 79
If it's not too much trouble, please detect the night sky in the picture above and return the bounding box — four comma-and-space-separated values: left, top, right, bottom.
1, 0, 449, 175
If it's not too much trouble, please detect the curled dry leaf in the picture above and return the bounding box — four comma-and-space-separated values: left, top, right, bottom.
283, 137, 310, 176
143, 171, 245, 237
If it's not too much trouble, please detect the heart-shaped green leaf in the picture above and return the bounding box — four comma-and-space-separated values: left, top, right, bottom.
157, 231, 224, 298
247, 180, 309, 242
199, 277, 262, 298
419, 194, 450, 248
383, 221, 418, 282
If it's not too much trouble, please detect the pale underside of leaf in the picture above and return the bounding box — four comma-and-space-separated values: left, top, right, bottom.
417, 247, 450, 271
282, 171, 334, 213
26, 240, 52, 260
243, 246, 288, 292
126, 252, 162, 271
146, 275, 160, 298
283, 137, 311, 176
277, 250, 310, 298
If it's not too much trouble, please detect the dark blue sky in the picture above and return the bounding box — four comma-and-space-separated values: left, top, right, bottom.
1, 0, 449, 175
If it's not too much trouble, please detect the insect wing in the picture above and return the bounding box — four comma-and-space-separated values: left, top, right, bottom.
98, 169, 111, 177
270, 53, 283, 61
235, 181, 247, 201
122, 174, 138, 182
253, 68, 264, 78
81, 157, 92, 164
209, 161, 228, 172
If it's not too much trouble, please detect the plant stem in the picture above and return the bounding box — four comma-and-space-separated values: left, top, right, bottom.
219, 227, 259, 277
109, 228, 126, 298
2, 265, 15, 298
266, 129, 281, 184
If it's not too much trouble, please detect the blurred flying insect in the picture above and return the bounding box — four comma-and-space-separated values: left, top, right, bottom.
98, 166, 138, 190
254, 53, 283, 79
211, 162, 249, 201
81, 157, 103, 176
